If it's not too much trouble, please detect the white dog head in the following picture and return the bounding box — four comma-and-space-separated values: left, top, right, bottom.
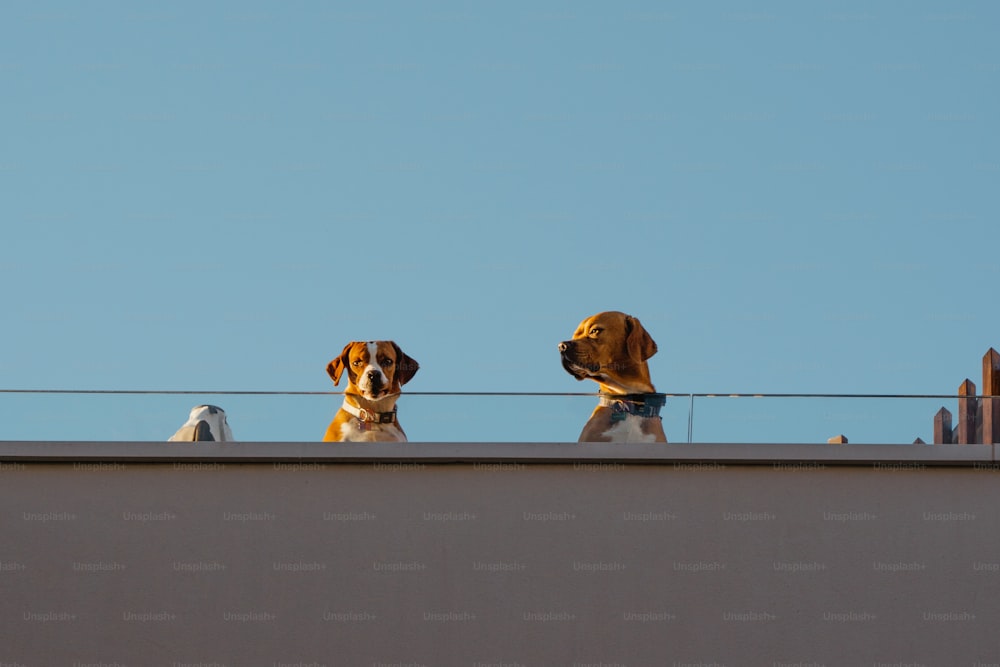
167, 404, 234, 442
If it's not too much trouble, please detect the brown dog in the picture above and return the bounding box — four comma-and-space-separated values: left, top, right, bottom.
558, 311, 667, 442
323, 341, 419, 442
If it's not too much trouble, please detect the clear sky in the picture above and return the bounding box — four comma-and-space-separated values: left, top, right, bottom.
2, 1, 998, 444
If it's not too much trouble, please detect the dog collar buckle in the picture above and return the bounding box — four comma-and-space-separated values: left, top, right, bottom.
355, 407, 396, 424
342, 401, 397, 426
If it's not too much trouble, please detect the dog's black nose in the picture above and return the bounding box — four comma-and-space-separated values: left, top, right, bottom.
558, 341, 571, 353
367, 370, 380, 381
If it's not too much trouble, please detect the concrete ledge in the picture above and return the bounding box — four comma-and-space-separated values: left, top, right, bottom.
0, 440, 994, 466
4, 439, 1000, 664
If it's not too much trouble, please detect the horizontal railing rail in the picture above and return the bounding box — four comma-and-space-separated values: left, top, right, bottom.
3, 389, 995, 398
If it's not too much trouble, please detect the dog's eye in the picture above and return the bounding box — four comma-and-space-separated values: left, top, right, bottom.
589, 327, 601, 336
352, 360, 363, 367
380, 358, 394, 367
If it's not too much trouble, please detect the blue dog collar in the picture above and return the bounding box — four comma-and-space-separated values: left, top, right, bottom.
599, 393, 666, 422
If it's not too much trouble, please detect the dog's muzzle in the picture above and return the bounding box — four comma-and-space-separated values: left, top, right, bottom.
559, 341, 600, 379
362, 369, 389, 397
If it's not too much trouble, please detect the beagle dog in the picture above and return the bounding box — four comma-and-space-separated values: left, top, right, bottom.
558, 311, 667, 443
323, 340, 419, 442
168, 404, 234, 442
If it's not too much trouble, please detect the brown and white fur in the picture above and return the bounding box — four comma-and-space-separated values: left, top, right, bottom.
558, 311, 667, 443
323, 340, 419, 442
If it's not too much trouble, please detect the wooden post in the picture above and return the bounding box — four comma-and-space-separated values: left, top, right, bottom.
957, 379, 978, 444
933, 407, 952, 445
982, 348, 1000, 444
827, 435, 848, 444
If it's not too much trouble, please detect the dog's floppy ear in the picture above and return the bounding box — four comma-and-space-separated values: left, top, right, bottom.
168, 419, 214, 442
391, 342, 420, 387
326, 342, 356, 386
192, 420, 215, 441
625, 315, 657, 362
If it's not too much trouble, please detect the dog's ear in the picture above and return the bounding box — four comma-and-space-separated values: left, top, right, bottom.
625, 315, 657, 362
326, 342, 356, 386
192, 420, 215, 441
391, 342, 420, 388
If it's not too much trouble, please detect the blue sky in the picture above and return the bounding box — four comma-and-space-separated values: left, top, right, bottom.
2, 1, 998, 443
